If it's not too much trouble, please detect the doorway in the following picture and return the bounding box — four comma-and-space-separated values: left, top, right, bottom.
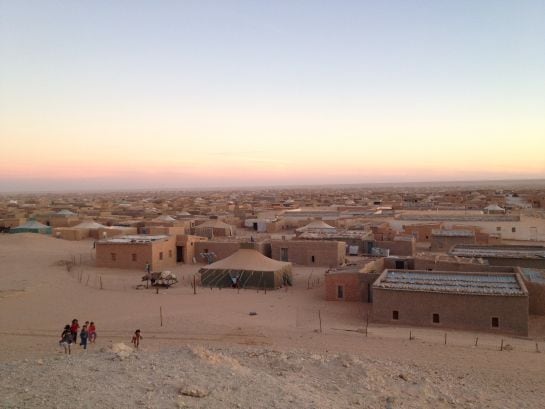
176, 246, 184, 263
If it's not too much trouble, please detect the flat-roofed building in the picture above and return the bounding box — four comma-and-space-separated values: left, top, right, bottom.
517, 268, 545, 315
325, 259, 384, 302
449, 245, 545, 269
95, 234, 176, 271
430, 229, 476, 252
271, 239, 346, 267
372, 269, 529, 336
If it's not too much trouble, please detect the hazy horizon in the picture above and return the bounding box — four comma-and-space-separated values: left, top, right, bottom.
1, 1, 544, 192
2, 176, 545, 196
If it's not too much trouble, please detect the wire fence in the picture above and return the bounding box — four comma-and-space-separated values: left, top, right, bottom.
61, 253, 544, 354
295, 306, 544, 354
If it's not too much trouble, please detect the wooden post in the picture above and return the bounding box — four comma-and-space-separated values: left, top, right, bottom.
500, 339, 504, 351
85, 274, 90, 286
99, 275, 103, 290
409, 330, 413, 340
365, 313, 369, 337
444, 333, 447, 345
156, 286, 159, 294
475, 337, 479, 347
318, 310, 322, 333
193, 275, 196, 295
536, 343, 540, 353
160, 306, 163, 327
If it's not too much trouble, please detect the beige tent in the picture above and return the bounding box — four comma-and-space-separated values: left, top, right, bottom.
296, 220, 336, 233
199, 248, 292, 289
74, 221, 106, 229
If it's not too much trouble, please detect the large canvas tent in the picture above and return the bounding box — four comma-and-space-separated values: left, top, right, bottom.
199, 248, 292, 289
296, 220, 336, 233
10, 219, 52, 234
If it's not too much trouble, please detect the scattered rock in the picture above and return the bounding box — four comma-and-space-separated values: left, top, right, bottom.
249, 311, 257, 316
180, 386, 209, 398
398, 373, 408, 382
36, 359, 44, 365
111, 343, 133, 360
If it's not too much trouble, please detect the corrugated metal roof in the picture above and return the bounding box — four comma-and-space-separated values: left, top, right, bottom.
520, 268, 545, 284
375, 270, 525, 296
450, 245, 545, 259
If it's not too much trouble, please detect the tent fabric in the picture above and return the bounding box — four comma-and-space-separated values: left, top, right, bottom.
153, 215, 176, 222
73, 221, 105, 229
201, 249, 290, 272
296, 220, 336, 232
195, 219, 234, 229
199, 249, 292, 289
56, 209, 77, 216
484, 204, 505, 212
10, 220, 52, 234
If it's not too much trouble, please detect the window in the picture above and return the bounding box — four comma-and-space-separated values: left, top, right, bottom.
311, 255, 315, 263
159, 252, 163, 260
111, 253, 116, 261
132, 253, 137, 262
337, 285, 344, 299
496, 226, 502, 232
512, 227, 516, 233
491, 317, 499, 328
432, 313, 440, 324
392, 310, 399, 320
168, 250, 172, 258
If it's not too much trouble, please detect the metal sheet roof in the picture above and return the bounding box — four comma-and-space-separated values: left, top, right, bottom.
374, 270, 526, 296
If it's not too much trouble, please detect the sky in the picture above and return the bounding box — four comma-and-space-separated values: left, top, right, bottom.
1, 0, 544, 192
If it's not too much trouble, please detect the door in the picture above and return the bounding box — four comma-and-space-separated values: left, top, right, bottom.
280, 248, 288, 261
176, 246, 184, 263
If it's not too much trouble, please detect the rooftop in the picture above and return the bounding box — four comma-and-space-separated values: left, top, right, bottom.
99, 234, 169, 244
431, 229, 475, 237
397, 214, 520, 222
449, 245, 545, 259
374, 269, 527, 296
520, 268, 545, 284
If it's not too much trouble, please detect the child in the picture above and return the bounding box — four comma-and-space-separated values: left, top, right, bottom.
80, 324, 88, 350
131, 329, 143, 349
88, 322, 97, 343
70, 319, 79, 343
60, 324, 72, 355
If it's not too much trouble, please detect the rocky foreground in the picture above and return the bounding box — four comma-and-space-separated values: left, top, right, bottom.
0, 343, 524, 409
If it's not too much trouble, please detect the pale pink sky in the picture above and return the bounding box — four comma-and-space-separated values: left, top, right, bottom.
1, 1, 545, 192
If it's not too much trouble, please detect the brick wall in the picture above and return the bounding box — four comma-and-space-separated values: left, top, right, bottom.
271, 240, 345, 267
430, 234, 476, 252
372, 287, 528, 336
374, 238, 416, 256
96, 236, 176, 271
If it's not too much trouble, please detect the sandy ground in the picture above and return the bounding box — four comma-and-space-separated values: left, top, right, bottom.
1, 233, 545, 408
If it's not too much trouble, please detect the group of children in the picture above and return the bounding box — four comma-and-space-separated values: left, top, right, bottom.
59, 319, 96, 354
60, 320, 143, 354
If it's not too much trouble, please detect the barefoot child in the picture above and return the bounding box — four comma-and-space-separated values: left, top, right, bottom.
131, 329, 143, 349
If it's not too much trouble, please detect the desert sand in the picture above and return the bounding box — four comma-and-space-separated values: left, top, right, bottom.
1, 233, 545, 408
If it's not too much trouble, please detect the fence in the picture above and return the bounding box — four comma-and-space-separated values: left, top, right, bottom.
294, 306, 543, 354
